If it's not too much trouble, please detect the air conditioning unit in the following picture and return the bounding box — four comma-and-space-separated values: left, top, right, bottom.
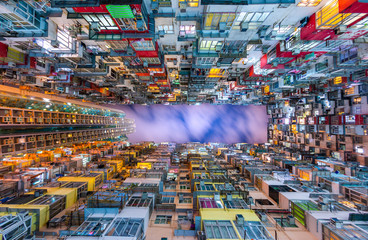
319, 202, 328, 211
214, 192, 220, 201
51, 40, 59, 48
126, 47, 134, 55
90, 22, 100, 32
180, 2, 187, 12
226, 193, 232, 201
300, 17, 309, 28
258, 29, 268, 38
215, 45, 222, 52
137, 19, 144, 31
335, 25, 347, 35
262, 46, 269, 54
287, 215, 295, 225
330, 218, 343, 229
219, 22, 226, 33
240, 22, 249, 32
258, 212, 267, 221
151, 1, 159, 10
236, 214, 244, 225
158, 30, 165, 37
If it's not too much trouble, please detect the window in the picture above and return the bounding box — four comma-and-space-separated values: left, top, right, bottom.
272, 25, 292, 34
162, 45, 176, 51
131, 40, 155, 51
199, 198, 222, 208
203, 220, 238, 239
178, 215, 189, 221
180, 185, 190, 190
235, 221, 273, 239
165, 184, 176, 190
106, 40, 129, 51
179, 25, 196, 36
179, 197, 192, 203
155, 215, 172, 224
196, 57, 217, 65
345, 87, 355, 95
179, 0, 198, 7
199, 40, 223, 52
115, 18, 143, 31
353, 97, 362, 104
204, 13, 236, 30
57, 28, 73, 50
233, 12, 270, 30
166, 58, 177, 62
196, 183, 215, 191
161, 197, 175, 204
158, 25, 174, 34
82, 14, 119, 30
140, 57, 161, 64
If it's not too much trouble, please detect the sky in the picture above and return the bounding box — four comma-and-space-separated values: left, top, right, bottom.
118, 104, 268, 144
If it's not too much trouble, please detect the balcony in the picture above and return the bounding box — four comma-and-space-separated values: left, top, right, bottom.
178, 34, 197, 42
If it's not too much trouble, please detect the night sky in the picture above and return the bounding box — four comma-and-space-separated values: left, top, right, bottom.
118, 104, 268, 144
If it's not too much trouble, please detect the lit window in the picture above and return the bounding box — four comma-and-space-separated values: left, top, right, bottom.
315, 0, 361, 29
208, 68, 225, 77
353, 97, 362, 104
297, 0, 322, 7
179, 0, 198, 7
199, 40, 223, 52
204, 13, 236, 30
179, 25, 196, 36
233, 12, 270, 30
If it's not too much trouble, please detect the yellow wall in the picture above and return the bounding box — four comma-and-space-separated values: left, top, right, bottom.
1, 204, 50, 230
58, 177, 95, 191
200, 209, 260, 240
